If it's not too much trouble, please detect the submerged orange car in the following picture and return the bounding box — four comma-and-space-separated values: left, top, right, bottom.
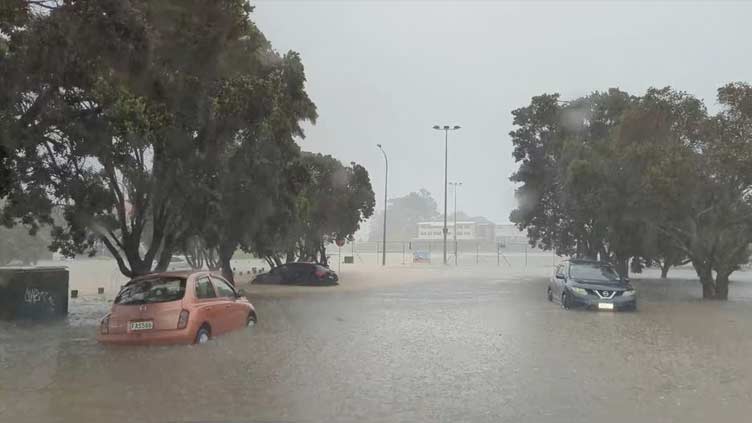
97, 271, 257, 345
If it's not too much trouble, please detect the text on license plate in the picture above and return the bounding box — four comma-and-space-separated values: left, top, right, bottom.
598, 303, 614, 310
129, 321, 154, 331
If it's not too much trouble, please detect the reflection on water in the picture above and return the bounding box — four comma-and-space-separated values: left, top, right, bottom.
2, 267, 752, 422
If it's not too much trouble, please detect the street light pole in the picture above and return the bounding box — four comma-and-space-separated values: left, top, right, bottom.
376, 144, 388, 266
449, 182, 462, 265
433, 124, 461, 265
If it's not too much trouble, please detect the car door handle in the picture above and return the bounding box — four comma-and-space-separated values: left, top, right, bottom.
224, 305, 231, 309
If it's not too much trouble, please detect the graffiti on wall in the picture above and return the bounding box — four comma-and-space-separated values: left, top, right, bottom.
23, 287, 56, 312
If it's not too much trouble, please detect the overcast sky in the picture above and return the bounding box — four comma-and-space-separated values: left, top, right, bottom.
253, 1, 752, 224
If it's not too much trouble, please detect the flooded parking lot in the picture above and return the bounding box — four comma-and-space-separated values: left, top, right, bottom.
2, 264, 752, 422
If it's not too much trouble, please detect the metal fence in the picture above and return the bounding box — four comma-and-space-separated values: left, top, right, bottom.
328, 240, 558, 267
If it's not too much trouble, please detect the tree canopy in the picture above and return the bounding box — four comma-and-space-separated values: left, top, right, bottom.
0, 0, 329, 281
369, 189, 439, 242
510, 84, 752, 299
247, 153, 375, 268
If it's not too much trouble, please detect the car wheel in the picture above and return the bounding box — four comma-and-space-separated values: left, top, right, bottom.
547, 287, 553, 302
247, 311, 257, 327
561, 292, 570, 310
195, 325, 211, 344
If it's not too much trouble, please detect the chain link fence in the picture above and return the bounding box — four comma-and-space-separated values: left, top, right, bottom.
328, 240, 561, 268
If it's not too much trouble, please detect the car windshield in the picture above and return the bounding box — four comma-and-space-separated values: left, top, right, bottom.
114, 277, 187, 305
570, 264, 621, 282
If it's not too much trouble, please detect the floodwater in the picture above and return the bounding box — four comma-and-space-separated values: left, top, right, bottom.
2, 263, 752, 422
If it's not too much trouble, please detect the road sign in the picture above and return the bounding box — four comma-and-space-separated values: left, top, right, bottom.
335, 238, 346, 247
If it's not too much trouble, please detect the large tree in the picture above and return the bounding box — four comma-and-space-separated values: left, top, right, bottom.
631, 84, 752, 299
368, 189, 439, 242
249, 154, 375, 267
509, 89, 640, 274
0, 1, 317, 278
510, 84, 752, 299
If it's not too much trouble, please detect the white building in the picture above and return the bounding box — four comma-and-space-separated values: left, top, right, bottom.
417, 221, 477, 240
495, 223, 528, 246
415, 221, 530, 245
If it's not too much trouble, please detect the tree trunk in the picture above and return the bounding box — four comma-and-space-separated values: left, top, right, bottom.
154, 234, 175, 272
204, 248, 220, 271
184, 237, 204, 269
694, 262, 716, 299
219, 242, 236, 285
221, 256, 234, 285
715, 273, 730, 300
660, 261, 670, 279
319, 241, 328, 266
630, 257, 643, 274
130, 259, 152, 277
614, 257, 629, 278
263, 256, 275, 268
702, 281, 716, 299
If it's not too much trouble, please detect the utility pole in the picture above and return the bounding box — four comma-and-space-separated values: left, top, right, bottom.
376, 146, 388, 266
432, 125, 461, 265
449, 182, 462, 265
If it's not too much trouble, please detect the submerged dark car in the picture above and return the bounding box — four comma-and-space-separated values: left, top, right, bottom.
548, 259, 636, 311
252, 262, 339, 286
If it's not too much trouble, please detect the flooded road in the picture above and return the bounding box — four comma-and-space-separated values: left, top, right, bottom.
2, 266, 752, 422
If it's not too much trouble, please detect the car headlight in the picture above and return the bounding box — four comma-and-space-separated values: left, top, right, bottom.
621, 289, 636, 297
570, 287, 588, 296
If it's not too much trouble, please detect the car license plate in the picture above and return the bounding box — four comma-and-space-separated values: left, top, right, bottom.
129, 321, 153, 331
598, 303, 614, 310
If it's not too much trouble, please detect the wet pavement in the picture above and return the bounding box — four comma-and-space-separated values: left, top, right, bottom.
2, 266, 752, 422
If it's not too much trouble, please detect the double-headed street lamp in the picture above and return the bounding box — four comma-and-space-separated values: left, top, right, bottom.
449, 181, 462, 265
376, 144, 388, 266
432, 124, 461, 265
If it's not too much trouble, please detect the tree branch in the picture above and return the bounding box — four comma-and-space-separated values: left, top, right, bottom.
106, 228, 124, 251
100, 236, 133, 278
143, 200, 168, 265
18, 85, 57, 128
103, 162, 129, 237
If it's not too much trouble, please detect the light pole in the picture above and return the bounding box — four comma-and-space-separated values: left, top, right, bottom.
449, 182, 462, 265
376, 144, 388, 266
432, 124, 461, 265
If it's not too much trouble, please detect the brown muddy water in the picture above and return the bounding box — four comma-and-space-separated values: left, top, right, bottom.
2, 263, 752, 422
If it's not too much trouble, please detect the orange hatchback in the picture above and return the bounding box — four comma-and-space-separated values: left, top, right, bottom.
97, 271, 257, 345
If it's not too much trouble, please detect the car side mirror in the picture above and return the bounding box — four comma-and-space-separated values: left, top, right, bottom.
555, 274, 565, 280
237, 288, 248, 298
622, 277, 630, 283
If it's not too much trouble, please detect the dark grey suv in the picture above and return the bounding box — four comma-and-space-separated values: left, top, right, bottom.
548, 259, 636, 311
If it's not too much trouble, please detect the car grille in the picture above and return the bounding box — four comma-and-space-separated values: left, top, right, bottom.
594, 289, 616, 299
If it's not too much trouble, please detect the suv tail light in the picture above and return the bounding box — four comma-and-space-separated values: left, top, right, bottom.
177, 310, 190, 329
315, 270, 326, 278
100, 314, 110, 335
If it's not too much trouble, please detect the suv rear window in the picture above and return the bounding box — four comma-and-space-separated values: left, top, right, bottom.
115, 277, 187, 305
